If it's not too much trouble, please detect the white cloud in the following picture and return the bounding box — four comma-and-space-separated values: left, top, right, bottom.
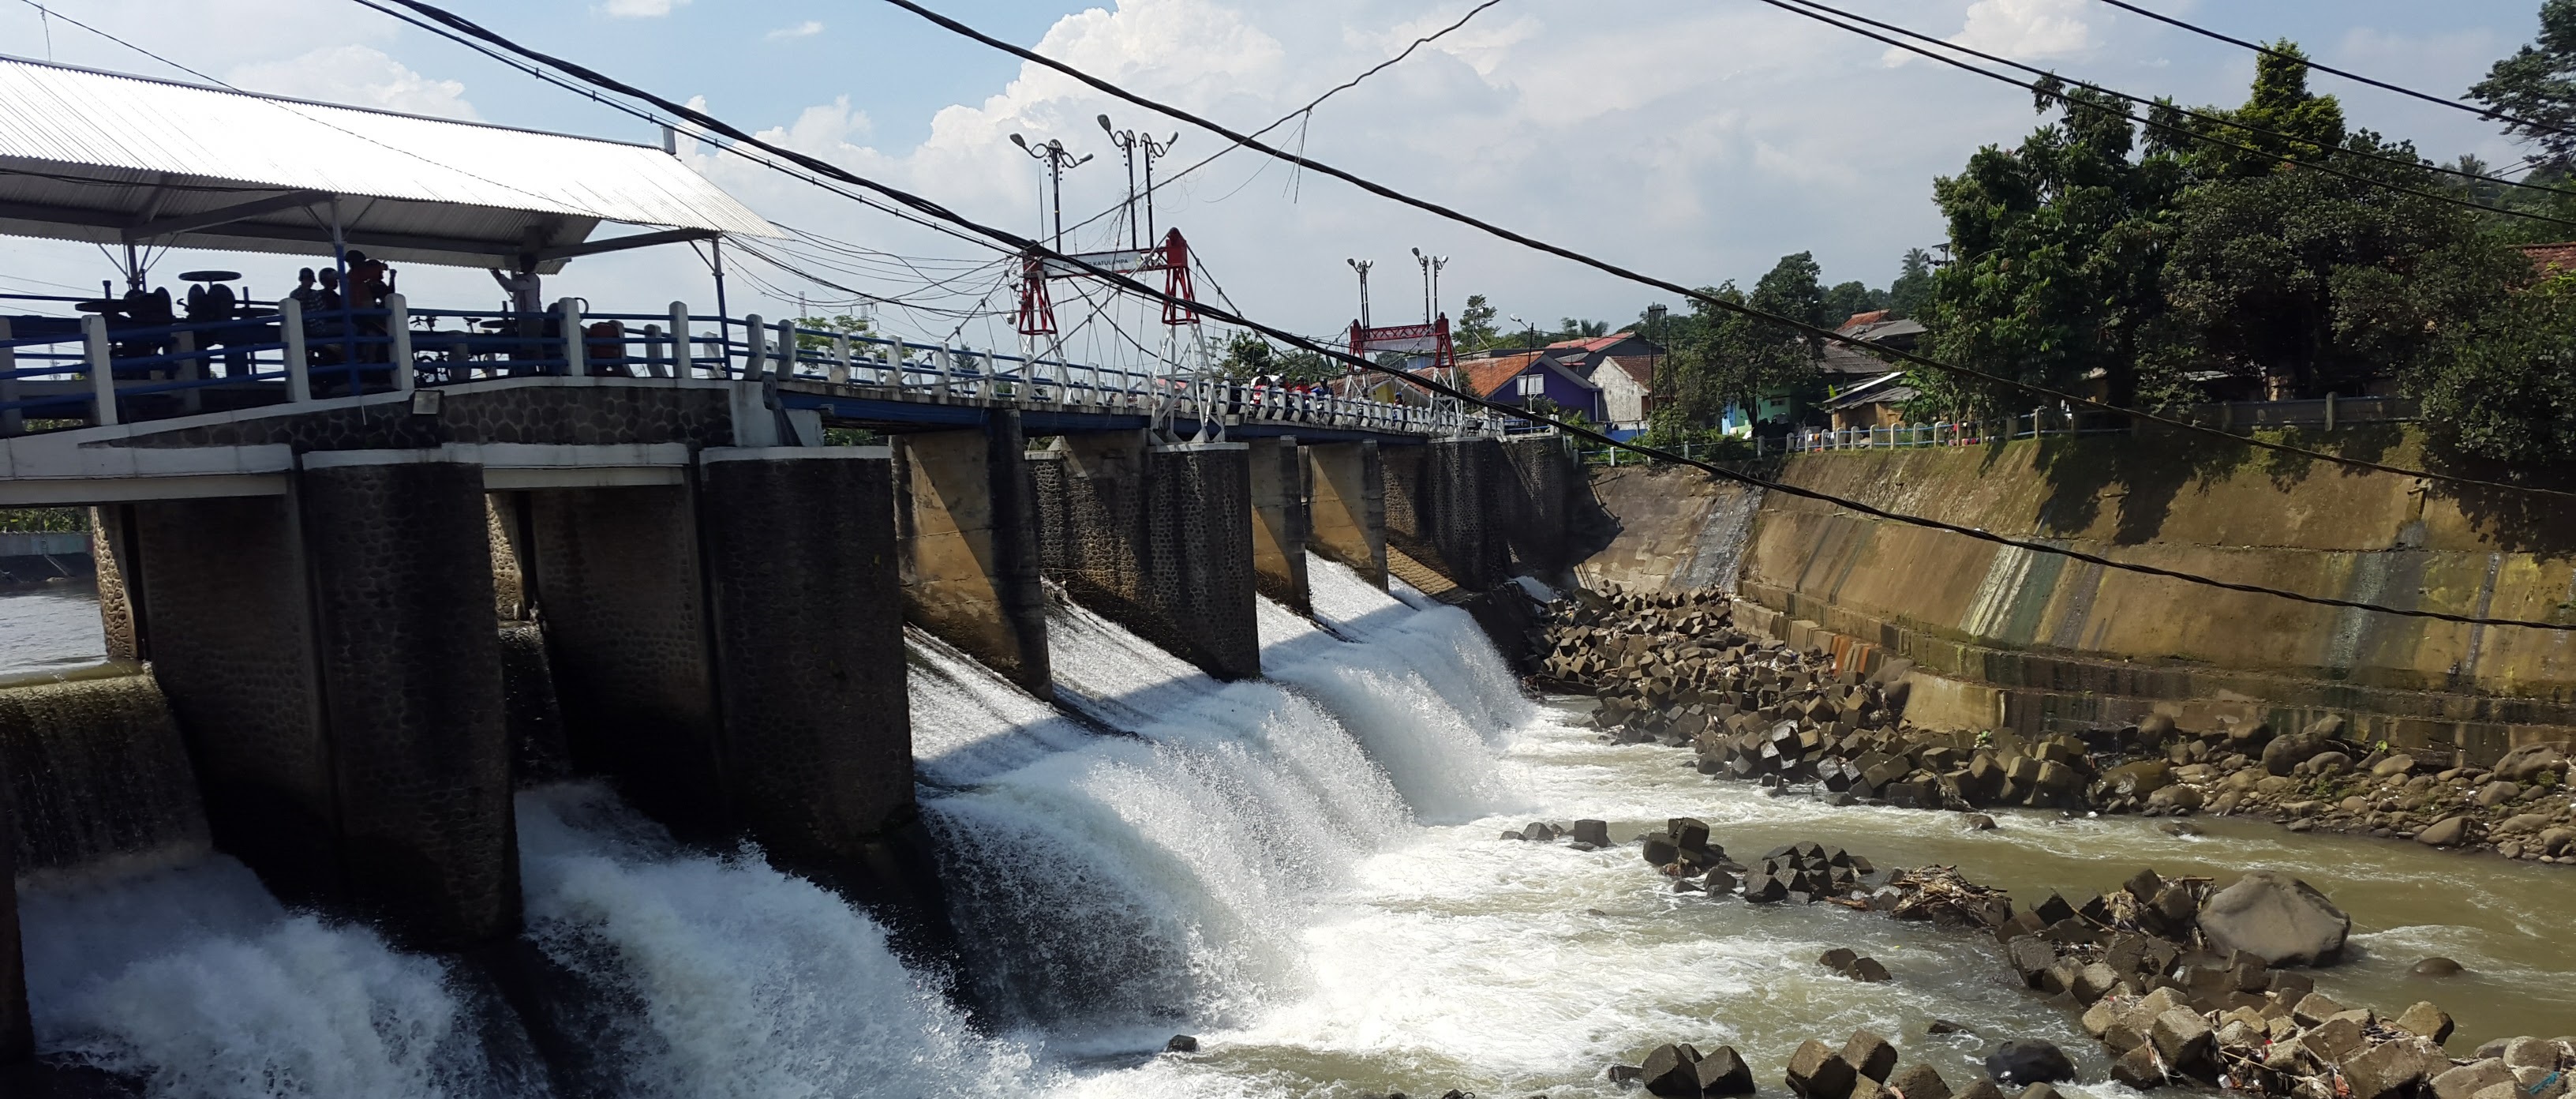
227, 45, 477, 119
1887, 0, 2099, 66
597, 0, 687, 18
768, 21, 825, 41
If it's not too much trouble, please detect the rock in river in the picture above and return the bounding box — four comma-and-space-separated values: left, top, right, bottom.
2195, 871, 2350, 966
1985, 1040, 2076, 1086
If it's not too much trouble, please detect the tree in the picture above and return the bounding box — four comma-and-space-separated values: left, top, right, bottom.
1923, 81, 2186, 411
1887, 248, 1936, 318
1455, 294, 1503, 352
2414, 273, 2576, 466
792, 313, 872, 351
2472, 0, 2576, 174
2154, 129, 2521, 399
1822, 280, 1890, 324
1216, 331, 1339, 384
1655, 276, 1818, 429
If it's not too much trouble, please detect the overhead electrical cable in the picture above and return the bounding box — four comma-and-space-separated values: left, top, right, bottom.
866, 0, 2576, 504
350, 0, 2576, 631
2087, 0, 2576, 144
1758, 0, 2576, 230
1773, 0, 2576, 204
1056, 0, 1507, 239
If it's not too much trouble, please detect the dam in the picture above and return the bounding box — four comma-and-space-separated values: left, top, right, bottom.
0, 47, 2569, 1099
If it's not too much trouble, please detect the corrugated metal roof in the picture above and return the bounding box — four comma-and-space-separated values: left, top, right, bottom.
0, 55, 774, 269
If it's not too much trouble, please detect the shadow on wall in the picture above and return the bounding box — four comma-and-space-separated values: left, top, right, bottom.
2026, 422, 2576, 557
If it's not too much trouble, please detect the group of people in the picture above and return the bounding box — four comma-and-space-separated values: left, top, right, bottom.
289, 250, 399, 366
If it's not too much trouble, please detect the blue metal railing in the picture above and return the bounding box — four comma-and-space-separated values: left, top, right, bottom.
0, 294, 1503, 439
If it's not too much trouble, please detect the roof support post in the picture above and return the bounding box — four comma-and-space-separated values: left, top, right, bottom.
281, 298, 311, 403
83, 313, 118, 426
667, 302, 691, 378
559, 298, 585, 377
0, 318, 19, 437
388, 294, 414, 396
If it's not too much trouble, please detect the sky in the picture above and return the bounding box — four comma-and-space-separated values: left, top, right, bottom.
0, 0, 2555, 363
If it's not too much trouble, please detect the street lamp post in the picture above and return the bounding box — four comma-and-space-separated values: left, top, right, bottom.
1009, 133, 1092, 251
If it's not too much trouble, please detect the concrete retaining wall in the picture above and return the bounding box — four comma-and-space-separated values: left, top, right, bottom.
1031, 436, 1260, 681
1587, 434, 2576, 760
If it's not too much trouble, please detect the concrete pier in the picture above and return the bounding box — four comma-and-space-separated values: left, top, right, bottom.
1032, 434, 1260, 681
1245, 437, 1310, 614
894, 412, 1051, 696
129, 493, 339, 906
298, 452, 518, 950
1305, 440, 1386, 589
0, 765, 27, 1065
515, 483, 724, 834
1383, 437, 1508, 591
1500, 435, 1578, 577
697, 448, 919, 902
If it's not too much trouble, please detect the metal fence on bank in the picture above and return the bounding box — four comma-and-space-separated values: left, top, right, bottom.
1576, 396, 2420, 466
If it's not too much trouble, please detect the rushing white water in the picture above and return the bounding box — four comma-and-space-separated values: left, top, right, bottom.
17, 853, 524, 1098
921, 561, 1521, 1045
511, 783, 1043, 1099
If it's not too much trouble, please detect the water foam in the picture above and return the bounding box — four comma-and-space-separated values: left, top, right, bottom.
18, 855, 513, 1098
513, 783, 1043, 1098
924, 562, 1528, 1042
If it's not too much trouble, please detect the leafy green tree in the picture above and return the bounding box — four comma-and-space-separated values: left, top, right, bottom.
1217, 331, 1338, 384
2414, 274, 2576, 466
2170, 43, 2347, 179
1887, 248, 1936, 318
1822, 280, 1890, 324
1553, 317, 1611, 341
792, 313, 873, 351
2154, 129, 2522, 398
1455, 294, 1503, 352
1656, 275, 1818, 429
2472, 1, 2576, 174
1922, 81, 2185, 411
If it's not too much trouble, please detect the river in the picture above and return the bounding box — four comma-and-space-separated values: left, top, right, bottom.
1, 564, 2567, 1097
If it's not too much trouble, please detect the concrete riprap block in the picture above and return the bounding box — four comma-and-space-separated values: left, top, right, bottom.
301, 454, 518, 951
1245, 437, 1310, 614
698, 448, 914, 882
1305, 440, 1386, 589
893, 411, 1050, 695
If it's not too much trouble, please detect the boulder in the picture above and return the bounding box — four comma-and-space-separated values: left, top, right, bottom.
2417, 816, 2475, 847
2149, 1007, 2217, 1078
1571, 820, 1611, 846
1165, 1034, 1200, 1053
1843, 1030, 1899, 1082
2476, 782, 2523, 808
2396, 1001, 2456, 1043
2434, 1061, 2518, 1099
1670, 817, 1713, 852
2109, 1042, 2166, 1090
1643, 1043, 1704, 1097
1697, 1046, 1758, 1097
1954, 1082, 2004, 1099
1848, 957, 1892, 983
2345, 1038, 2448, 1099
2102, 760, 2173, 797
1788, 1039, 1859, 1099
2016, 1086, 2064, 1099
2196, 872, 2351, 966
2412, 957, 2465, 978
1984, 1041, 2076, 1086
2263, 734, 2325, 776
1820, 947, 1860, 973
1963, 814, 1998, 832
1888, 1064, 1950, 1099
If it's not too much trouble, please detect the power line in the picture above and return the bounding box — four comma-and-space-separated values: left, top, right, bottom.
353, 0, 2576, 632
1773, 0, 2576, 206
1057, 0, 1507, 240
2087, 0, 2576, 144
870, 0, 2576, 505
1759, 0, 2576, 231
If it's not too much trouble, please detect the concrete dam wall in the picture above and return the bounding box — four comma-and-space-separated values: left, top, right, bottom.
1580, 436, 2576, 761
